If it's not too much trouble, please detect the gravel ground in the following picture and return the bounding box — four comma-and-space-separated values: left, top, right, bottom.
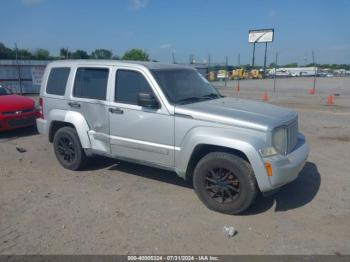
0, 77, 349, 255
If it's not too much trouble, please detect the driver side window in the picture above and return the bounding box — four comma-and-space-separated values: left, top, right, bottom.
115, 70, 153, 105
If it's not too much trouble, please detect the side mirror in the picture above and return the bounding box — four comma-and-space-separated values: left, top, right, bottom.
137, 93, 159, 109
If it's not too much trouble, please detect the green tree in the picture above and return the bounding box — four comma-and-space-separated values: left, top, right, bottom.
306, 63, 318, 67
60, 48, 71, 59
18, 49, 33, 59
0, 43, 14, 59
122, 48, 149, 61
283, 63, 298, 68
34, 48, 50, 60
91, 49, 112, 59
71, 49, 89, 59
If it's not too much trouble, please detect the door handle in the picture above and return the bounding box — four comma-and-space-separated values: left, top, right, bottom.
109, 107, 124, 114
68, 102, 81, 108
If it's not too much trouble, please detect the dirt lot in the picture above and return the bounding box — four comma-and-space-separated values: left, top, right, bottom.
0, 77, 350, 254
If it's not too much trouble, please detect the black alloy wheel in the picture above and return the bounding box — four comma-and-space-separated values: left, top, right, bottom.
56, 136, 77, 164
205, 167, 240, 204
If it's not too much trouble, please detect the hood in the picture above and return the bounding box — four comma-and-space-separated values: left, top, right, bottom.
0, 95, 35, 112
175, 97, 297, 131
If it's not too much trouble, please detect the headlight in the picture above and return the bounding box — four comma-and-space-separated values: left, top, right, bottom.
272, 126, 287, 155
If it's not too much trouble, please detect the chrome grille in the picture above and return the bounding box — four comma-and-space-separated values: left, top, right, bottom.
286, 119, 298, 153
3, 109, 34, 116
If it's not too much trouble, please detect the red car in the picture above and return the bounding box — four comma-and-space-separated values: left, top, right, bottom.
0, 86, 39, 132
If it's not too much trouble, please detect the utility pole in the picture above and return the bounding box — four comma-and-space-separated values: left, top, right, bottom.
273, 52, 278, 93
15, 43, 22, 95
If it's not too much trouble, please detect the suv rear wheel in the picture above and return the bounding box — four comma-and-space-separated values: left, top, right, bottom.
53, 126, 87, 170
193, 152, 258, 214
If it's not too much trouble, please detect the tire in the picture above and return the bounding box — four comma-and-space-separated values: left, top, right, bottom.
53, 126, 87, 171
193, 152, 258, 214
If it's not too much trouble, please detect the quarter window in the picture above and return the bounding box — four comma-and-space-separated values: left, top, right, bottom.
46, 67, 70, 96
73, 68, 109, 100
115, 70, 153, 105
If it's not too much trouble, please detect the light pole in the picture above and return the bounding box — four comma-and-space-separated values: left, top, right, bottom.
273, 52, 278, 93
225, 56, 228, 88
263, 42, 268, 78
312, 51, 316, 91
237, 53, 240, 93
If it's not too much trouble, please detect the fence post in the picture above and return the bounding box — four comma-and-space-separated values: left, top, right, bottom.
15, 43, 23, 95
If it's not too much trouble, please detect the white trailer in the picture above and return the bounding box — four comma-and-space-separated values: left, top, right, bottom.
268, 67, 318, 77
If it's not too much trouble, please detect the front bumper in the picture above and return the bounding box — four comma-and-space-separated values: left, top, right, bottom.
0, 112, 38, 132
262, 134, 309, 191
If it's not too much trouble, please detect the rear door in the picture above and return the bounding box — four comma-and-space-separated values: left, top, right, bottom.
108, 67, 174, 168
69, 65, 112, 153
43, 66, 71, 122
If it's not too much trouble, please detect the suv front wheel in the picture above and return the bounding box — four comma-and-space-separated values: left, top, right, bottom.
193, 152, 258, 214
53, 126, 87, 171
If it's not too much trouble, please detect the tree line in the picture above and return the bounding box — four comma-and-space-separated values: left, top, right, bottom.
0, 42, 150, 61
1, 42, 349, 70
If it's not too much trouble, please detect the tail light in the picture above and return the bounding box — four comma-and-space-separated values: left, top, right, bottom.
38, 97, 44, 119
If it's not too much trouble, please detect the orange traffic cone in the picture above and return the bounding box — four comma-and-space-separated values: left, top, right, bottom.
308, 88, 315, 94
327, 95, 334, 105
262, 92, 269, 102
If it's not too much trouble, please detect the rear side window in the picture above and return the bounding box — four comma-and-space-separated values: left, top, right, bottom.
46, 67, 70, 95
115, 70, 153, 105
73, 68, 109, 100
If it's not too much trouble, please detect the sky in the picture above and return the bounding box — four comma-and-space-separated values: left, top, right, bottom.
1, 0, 350, 65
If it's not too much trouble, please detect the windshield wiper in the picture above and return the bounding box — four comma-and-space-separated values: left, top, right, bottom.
176, 96, 204, 105
200, 93, 221, 99
176, 93, 221, 105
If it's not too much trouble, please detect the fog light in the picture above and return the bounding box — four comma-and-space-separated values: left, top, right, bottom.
259, 147, 278, 157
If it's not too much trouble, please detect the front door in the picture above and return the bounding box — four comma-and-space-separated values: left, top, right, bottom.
108, 68, 174, 168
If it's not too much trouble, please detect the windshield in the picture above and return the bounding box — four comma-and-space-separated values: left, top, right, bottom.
151, 68, 221, 105
0, 87, 11, 96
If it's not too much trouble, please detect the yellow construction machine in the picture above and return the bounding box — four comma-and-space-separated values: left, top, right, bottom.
232, 69, 262, 79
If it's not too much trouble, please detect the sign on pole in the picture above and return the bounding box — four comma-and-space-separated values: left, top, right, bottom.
248, 29, 274, 43
31, 66, 45, 86
249, 28, 274, 70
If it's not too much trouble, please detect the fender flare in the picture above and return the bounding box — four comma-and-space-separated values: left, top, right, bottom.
48, 110, 91, 148
175, 126, 271, 192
